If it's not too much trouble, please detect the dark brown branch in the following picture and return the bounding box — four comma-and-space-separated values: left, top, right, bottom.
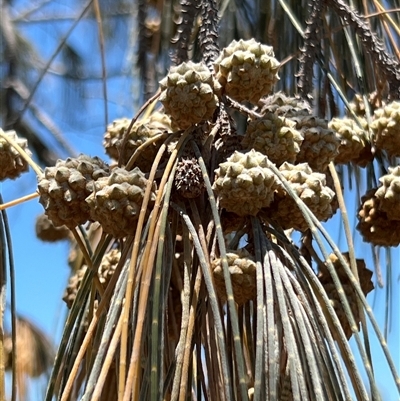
325, 0, 400, 98
198, 0, 220, 72
171, 0, 201, 65
297, 0, 326, 101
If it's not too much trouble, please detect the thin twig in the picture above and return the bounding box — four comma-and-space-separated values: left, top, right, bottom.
14, 0, 94, 124
325, 0, 400, 97
0, 192, 40, 211
0, 195, 17, 401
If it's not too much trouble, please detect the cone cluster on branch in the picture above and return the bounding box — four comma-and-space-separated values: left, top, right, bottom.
318, 252, 374, 339
86, 167, 156, 238
214, 38, 280, 103
371, 100, 400, 156
267, 162, 336, 232
0, 130, 31, 180
213, 150, 277, 216
159, 61, 220, 129
212, 248, 257, 305
0, 45, 389, 322
63, 248, 121, 309
2, 44, 392, 247
37, 155, 111, 229
103, 112, 172, 169
357, 187, 400, 246
35, 213, 70, 242
3, 38, 390, 368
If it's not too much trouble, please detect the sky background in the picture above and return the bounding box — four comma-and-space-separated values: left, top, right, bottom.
1, 1, 399, 400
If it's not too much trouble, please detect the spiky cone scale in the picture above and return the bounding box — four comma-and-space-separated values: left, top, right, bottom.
267, 162, 336, 232
375, 166, 400, 221
371, 101, 400, 157
211, 248, 257, 305
214, 38, 280, 104
318, 252, 374, 339
258, 92, 311, 117
38, 155, 111, 229
0, 130, 32, 180
159, 61, 219, 130
328, 117, 368, 165
35, 213, 70, 242
213, 150, 277, 217
356, 188, 400, 246
86, 167, 156, 238
292, 115, 340, 171
242, 112, 303, 166
103, 112, 172, 169
174, 156, 205, 198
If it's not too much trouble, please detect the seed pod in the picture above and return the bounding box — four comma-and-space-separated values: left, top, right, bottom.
213, 150, 277, 216
103, 112, 171, 170
214, 39, 280, 104
318, 252, 374, 340
159, 61, 220, 129
258, 92, 311, 117
243, 112, 303, 166
329, 117, 368, 165
348, 92, 386, 118
174, 157, 205, 199
63, 266, 87, 309
375, 166, 400, 221
357, 188, 400, 246
269, 162, 336, 232
63, 248, 121, 309
86, 167, 156, 238
292, 116, 340, 171
35, 214, 70, 242
38, 155, 111, 228
371, 101, 400, 157
98, 249, 121, 288
0, 130, 31, 180
212, 248, 257, 305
